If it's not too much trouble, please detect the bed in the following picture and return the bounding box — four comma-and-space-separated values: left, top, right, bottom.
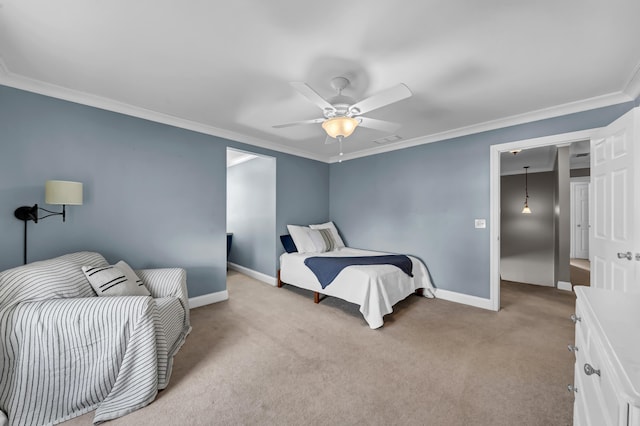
278, 244, 435, 329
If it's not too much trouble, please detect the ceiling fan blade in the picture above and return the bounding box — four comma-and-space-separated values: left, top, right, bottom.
357, 117, 402, 133
272, 117, 325, 128
349, 83, 412, 115
324, 135, 337, 145
290, 82, 336, 112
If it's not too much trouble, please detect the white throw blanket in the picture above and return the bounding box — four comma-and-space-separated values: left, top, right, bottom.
0, 252, 187, 425
280, 247, 436, 329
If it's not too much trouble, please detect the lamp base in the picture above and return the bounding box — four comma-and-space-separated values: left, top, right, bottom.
14, 205, 38, 223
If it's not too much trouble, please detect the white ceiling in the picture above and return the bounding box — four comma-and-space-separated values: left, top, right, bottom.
1, 1, 639, 163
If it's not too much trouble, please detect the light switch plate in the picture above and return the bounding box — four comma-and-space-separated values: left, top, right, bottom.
475, 219, 486, 229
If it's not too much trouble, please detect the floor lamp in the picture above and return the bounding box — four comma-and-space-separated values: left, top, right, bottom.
14, 180, 83, 265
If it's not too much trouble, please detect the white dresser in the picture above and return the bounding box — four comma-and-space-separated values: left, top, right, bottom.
571, 286, 640, 425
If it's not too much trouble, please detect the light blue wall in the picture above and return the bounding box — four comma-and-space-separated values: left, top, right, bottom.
3, 83, 631, 300
0, 85, 330, 296
0, 85, 227, 297
330, 101, 635, 298
227, 156, 276, 275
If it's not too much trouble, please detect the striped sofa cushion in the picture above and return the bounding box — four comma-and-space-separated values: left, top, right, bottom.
0, 251, 107, 308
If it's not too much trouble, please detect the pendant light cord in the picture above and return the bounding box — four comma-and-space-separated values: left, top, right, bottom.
525, 166, 529, 200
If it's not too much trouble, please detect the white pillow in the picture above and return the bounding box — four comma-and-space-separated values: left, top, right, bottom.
82, 260, 151, 297
287, 225, 317, 253
309, 221, 345, 248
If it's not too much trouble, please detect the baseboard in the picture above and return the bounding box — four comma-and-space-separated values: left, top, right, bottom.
189, 264, 276, 309
434, 288, 494, 310
189, 290, 229, 309
557, 281, 573, 292
227, 262, 277, 286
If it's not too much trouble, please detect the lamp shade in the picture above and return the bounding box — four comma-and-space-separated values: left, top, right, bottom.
321, 117, 359, 139
45, 180, 83, 205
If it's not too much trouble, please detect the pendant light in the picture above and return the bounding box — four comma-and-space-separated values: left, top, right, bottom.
522, 166, 532, 214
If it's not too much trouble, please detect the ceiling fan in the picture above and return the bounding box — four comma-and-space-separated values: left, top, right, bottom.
273, 76, 412, 145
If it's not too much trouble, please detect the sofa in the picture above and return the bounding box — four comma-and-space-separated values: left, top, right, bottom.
0, 251, 192, 426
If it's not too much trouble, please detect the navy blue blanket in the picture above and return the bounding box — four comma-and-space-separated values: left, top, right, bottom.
304, 255, 413, 289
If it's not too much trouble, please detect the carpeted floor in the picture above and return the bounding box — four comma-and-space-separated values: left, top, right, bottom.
63, 272, 576, 426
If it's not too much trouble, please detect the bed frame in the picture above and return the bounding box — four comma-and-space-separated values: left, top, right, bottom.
277, 269, 326, 302
277, 269, 424, 304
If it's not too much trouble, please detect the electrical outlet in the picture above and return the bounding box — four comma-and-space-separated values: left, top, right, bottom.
475, 219, 486, 229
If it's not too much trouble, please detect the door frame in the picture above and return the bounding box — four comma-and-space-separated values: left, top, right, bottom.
489, 128, 597, 311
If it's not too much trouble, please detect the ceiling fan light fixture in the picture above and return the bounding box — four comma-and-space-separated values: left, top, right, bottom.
321, 117, 359, 139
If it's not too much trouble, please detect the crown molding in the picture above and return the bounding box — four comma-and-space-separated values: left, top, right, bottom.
0, 58, 633, 166
0, 63, 329, 163
329, 91, 633, 163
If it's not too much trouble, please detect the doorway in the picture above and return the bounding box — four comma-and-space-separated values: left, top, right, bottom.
226, 147, 277, 284
500, 148, 558, 287
499, 142, 590, 290
489, 129, 596, 311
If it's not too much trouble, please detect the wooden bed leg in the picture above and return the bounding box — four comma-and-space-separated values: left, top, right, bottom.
277, 269, 282, 288
314, 292, 320, 304
415, 288, 424, 296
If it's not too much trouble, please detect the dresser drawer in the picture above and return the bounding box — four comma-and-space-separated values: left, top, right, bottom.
573, 362, 609, 426
585, 327, 628, 426
573, 357, 610, 426
572, 287, 640, 426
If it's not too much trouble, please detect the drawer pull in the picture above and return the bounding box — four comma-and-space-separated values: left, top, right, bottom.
570, 314, 581, 323
567, 384, 578, 393
584, 363, 601, 377
567, 344, 578, 353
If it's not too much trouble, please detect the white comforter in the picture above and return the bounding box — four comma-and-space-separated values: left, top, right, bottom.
279, 247, 435, 329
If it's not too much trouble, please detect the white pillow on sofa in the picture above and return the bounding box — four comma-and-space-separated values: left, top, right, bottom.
82, 260, 150, 297
309, 221, 345, 248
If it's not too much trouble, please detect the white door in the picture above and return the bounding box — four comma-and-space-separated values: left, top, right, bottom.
571, 181, 590, 259
590, 108, 640, 292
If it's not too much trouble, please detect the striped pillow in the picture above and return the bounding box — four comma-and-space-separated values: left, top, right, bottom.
307, 229, 328, 253
318, 228, 336, 251
82, 260, 150, 297
309, 221, 345, 248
